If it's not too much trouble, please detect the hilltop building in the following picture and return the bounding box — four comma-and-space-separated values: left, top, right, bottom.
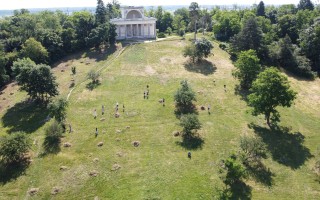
110, 6, 156, 40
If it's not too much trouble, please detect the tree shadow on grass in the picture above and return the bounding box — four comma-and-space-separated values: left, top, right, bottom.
184, 60, 217, 76
245, 161, 274, 187
86, 80, 101, 91
250, 124, 313, 169
216, 181, 252, 200
1, 100, 49, 134
0, 158, 30, 185
176, 135, 204, 150
234, 85, 250, 103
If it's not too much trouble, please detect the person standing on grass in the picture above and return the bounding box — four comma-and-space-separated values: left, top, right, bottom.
95, 128, 98, 137
102, 105, 105, 115
93, 109, 97, 119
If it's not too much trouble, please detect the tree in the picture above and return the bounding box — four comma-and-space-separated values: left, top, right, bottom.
155, 6, 164, 32
183, 38, 213, 63
0, 132, 31, 164
233, 50, 262, 89
48, 98, 68, 123
219, 154, 247, 187
298, 0, 314, 10
277, 14, 298, 43
86, 23, 117, 48
0, 46, 9, 87
174, 80, 196, 113
230, 17, 264, 59
87, 70, 100, 84
173, 15, 186, 34
248, 67, 297, 127
179, 114, 201, 138
20, 37, 48, 64
277, 35, 314, 77
239, 135, 267, 165
212, 11, 241, 41
256, 1, 266, 17
189, 2, 200, 40
161, 12, 173, 33
43, 119, 64, 154
13, 59, 59, 101
299, 23, 320, 72
95, 0, 107, 25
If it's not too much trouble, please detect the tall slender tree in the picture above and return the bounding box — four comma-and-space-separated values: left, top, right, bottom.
256, 1, 266, 17
95, 0, 107, 25
189, 2, 200, 40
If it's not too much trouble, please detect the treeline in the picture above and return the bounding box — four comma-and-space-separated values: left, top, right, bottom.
146, 1, 320, 78
0, 0, 119, 88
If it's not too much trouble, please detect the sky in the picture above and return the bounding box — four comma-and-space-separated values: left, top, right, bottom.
0, 0, 306, 10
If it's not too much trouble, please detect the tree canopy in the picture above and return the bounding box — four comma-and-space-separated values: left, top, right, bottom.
248, 67, 297, 126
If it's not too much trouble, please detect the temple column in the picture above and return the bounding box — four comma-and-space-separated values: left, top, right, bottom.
148, 23, 150, 37
154, 23, 156, 38
142, 24, 145, 37
130, 24, 132, 37
125, 25, 127, 39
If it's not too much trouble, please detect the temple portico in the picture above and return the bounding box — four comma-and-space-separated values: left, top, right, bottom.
111, 6, 157, 40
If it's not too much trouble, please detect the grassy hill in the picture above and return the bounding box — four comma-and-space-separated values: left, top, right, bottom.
0, 35, 319, 199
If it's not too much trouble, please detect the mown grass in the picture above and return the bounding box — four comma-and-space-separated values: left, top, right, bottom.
0, 34, 319, 199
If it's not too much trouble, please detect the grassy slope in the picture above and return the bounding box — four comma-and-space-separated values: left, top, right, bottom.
0, 36, 319, 199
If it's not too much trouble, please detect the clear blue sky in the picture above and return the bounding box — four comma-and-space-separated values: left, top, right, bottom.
0, 0, 304, 10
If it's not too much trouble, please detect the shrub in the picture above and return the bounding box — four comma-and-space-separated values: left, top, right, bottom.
239, 135, 267, 165
157, 32, 166, 38
0, 132, 31, 164
43, 120, 64, 154
219, 43, 227, 50
71, 66, 76, 75
48, 98, 68, 123
87, 70, 100, 83
179, 114, 201, 137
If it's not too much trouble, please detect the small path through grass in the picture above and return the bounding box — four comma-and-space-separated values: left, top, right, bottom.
66, 45, 129, 101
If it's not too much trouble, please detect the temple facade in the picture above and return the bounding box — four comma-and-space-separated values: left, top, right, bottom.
110, 6, 157, 40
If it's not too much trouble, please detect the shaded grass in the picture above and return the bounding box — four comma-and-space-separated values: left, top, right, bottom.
250, 124, 313, 169
1, 101, 49, 134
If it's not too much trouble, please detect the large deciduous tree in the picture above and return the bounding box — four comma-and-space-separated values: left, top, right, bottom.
248, 67, 297, 127
13, 58, 59, 101
179, 114, 202, 138
233, 50, 262, 89
20, 37, 48, 64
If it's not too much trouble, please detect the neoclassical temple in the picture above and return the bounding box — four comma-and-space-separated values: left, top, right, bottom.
110, 6, 157, 40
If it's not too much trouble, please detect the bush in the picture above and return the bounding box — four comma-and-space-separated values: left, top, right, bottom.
179, 114, 201, 137
178, 29, 185, 37
48, 98, 68, 123
0, 132, 31, 164
43, 120, 64, 154
87, 70, 100, 83
219, 43, 227, 50
239, 135, 267, 165
157, 32, 166, 38
71, 66, 76, 75
166, 27, 172, 35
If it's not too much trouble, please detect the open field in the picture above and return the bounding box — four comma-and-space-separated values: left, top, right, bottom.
0, 35, 320, 199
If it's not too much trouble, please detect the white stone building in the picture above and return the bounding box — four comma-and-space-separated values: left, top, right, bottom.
110, 6, 157, 40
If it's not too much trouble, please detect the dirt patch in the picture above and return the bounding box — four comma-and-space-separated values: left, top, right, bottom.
160, 57, 172, 64
145, 66, 157, 75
